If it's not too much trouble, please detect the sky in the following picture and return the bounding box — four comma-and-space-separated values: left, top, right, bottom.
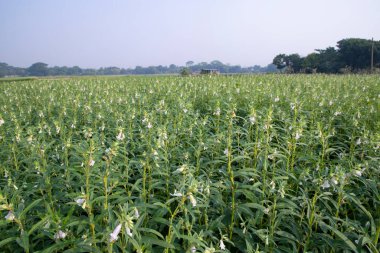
1, 0, 379, 68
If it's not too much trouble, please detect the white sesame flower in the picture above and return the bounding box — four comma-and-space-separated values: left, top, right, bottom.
183, 109, 188, 113
223, 148, 229, 156
295, 132, 301, 140
274, 97, 280, 102
170, 190, 183, 197
188, 193, 197, 207
278, 186, 285, 198
116, 131, 125, 141
190, 246, 196, 253
321, 180, 331, 189
5, 211, 15, 221
331, 177, 338, 185
356, 138, 361, 145
134, 207, 139, 219
334, 111, 341, 116
54, 230, 67, 240
270, 180, 276, 190
75, 198, 86, 209
109, 224, 122, 243
174, 164, 187, 174
220, 239, 226, 250
125, 226, 133, 237
88, 159, 95, 167
0, 118, 4, 126
353, 170, 362, 177
290, 103, 295, 110
214, 108, 221, 116
147, 122, 152, 129
204, 247, 215, 253
249, 116, 256, 125
44, 220, 51, 229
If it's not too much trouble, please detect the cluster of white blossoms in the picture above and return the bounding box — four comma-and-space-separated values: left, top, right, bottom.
170, 189, 197, 207
174, 164, 188, 175
0, 118, 4, 126
321, 180, 331, 189
109, 212, 137, 243
295, 130, 302, 140
170, 190, 183, 197
142, 116, 153, 129
214, 108, 221, 116
353, 169, 364, 177
54, 230, 67, 240
321, 167, 364, 190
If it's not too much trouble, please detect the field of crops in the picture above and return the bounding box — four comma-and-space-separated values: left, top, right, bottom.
0, 75, 379, 253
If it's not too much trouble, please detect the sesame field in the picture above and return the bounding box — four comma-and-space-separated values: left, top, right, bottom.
0, 75, 379, 253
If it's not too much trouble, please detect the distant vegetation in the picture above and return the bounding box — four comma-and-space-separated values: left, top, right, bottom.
273, 38, 380, 73
0, 61, 277, 77
1, 38, 378, 77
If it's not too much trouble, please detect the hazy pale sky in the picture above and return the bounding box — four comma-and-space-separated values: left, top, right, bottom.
1, 0, 379, 68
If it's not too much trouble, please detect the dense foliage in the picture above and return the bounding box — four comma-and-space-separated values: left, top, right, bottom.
273, 38, 380, 73
0, 75, 379, 252
0, 61, 278, 78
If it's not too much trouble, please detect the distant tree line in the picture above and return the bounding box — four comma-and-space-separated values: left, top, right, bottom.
0, 61, 278, 77
273, 38, 380, 73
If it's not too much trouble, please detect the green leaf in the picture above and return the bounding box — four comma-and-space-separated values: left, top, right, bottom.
319, 221, 358, 253
138, 227, 165, 240
0, 237, 17, 248
141, 236, 175, 249
19, 199, 42, 219
345, 193, 376, 238
28, 216, 50, 235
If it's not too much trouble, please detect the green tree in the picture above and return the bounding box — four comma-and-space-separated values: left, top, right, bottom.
303, 53, 320, 73
272, 54, 287, 70
287, 54, 304, 73
272, 54, 304, 73
337, 38, 380, 70
28, 62, 49, 76
0, 63, 9, 77
315, 47, 341, 73
180, 67, 191, 76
